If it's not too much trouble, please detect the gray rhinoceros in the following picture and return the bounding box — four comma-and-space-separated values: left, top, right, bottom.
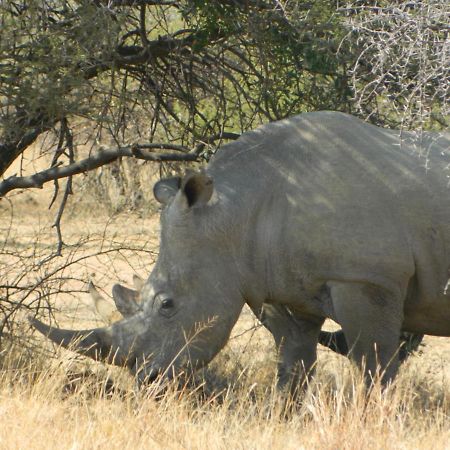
31, 111, 450, 388
87, 277, 423, 365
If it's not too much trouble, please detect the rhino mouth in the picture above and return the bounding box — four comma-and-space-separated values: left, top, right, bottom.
135, 364, 161, 386
147, 370, 159, 383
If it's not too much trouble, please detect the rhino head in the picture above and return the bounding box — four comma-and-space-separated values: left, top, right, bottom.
31, 172, 245, 385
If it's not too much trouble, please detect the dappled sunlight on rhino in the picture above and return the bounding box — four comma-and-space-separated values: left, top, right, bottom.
31, 111, 450, 391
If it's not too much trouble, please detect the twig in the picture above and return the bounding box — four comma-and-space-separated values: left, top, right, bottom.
49, 119, 69, 209
194, 132, 241, 155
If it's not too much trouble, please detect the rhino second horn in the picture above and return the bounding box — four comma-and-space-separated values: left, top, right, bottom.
88, 281, 116, 323
132, 274, 144, 291
29, 316, 126, 366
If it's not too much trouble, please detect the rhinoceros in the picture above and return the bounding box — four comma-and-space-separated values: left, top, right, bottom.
87, 277, 423, 367
88, 275, 423, 363
31, 111, 450, 389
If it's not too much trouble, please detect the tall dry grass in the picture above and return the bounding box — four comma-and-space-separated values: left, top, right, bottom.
0, 331, 449, 450
1, 189, 449, 450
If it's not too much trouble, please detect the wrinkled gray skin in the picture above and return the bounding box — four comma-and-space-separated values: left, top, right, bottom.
31, 112, 450, 390
88, 276, 423, 362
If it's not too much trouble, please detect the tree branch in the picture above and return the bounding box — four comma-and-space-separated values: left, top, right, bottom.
0, 144, 196, 197
194, 132, 241, 154
0, 130, 241, 197
0, 21, 231, 177
103, 0, 180, 6
0, 121, 55, 176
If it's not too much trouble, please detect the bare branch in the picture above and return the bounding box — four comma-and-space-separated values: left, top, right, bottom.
0, 121, 55, 176
194, 132, 241, 154
137, 143, 191, 153
0, 144, 197, 197
104, 0, 180, 6
139, 4, 150, 48
53, 122, 75, 257
0, 129, 243, 197
343, 1, 449, 126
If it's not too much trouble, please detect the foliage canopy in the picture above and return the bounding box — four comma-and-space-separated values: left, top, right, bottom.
0, 1, 448, 193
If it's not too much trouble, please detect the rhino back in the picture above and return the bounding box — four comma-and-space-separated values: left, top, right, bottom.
207, 112, 450, 333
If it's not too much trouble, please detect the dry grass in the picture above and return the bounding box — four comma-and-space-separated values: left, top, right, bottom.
1, 187, 450, 450
0, 336, 449, 450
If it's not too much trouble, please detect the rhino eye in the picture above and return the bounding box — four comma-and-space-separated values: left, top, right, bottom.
160, 298, 174, 310
156, 294, 176, 317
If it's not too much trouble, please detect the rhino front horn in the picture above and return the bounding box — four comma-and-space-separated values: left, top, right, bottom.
29, 316, 126, 366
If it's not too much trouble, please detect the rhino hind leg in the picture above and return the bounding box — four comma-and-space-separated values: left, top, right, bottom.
328, 281, 404, 386
257, 303, 324, 393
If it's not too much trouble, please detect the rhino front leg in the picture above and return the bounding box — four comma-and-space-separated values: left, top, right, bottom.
258, 304, 324, 393
328, 281, 404, 386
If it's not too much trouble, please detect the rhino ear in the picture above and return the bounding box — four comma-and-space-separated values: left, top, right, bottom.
153, 176, 181, 205
181, 172, 214, 207
112, 284, 141, 317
